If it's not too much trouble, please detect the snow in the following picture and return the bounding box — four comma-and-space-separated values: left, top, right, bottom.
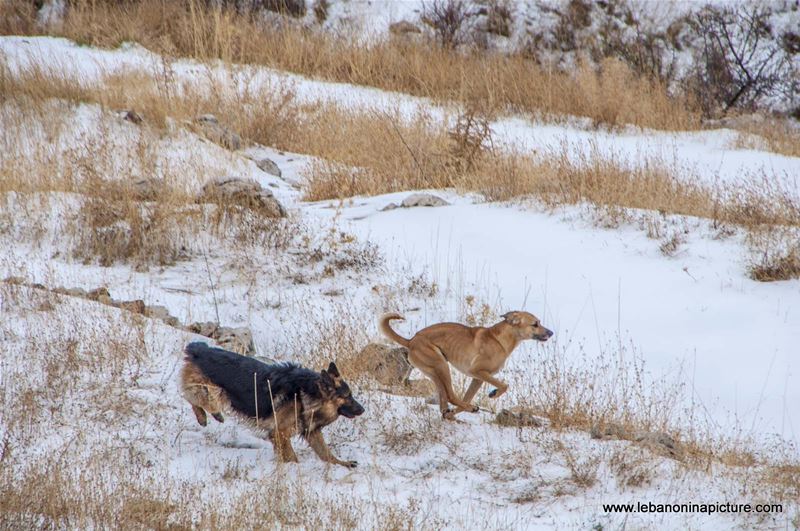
1, 33, 799, 530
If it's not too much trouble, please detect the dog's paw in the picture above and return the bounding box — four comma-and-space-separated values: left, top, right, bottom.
212, 413, 225, 423
442, 408, 456, 420
488, 388, 499, 398
341, 460, 358, 468
471, 405, 480, 413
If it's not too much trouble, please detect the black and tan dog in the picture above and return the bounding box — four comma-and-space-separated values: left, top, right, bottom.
381, 311, 553, 419
179, 342, 364, 467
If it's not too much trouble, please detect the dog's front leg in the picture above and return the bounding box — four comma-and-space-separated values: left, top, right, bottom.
305, 429, 357, 468
269, 430, 299, 463
472, 370, 509, 398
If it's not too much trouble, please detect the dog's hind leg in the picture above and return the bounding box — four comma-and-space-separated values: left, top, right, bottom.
191, 405, 208, 426
432, 363, 479, 414
305, 429, 357, 468
418, 365, 453, 419
410, 346, 479, 419
453, 378, 484, 414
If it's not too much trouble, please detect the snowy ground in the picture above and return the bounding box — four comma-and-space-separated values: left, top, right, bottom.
1, 35, 799, 529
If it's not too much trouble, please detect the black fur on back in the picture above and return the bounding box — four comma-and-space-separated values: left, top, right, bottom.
184, 342, 322, 421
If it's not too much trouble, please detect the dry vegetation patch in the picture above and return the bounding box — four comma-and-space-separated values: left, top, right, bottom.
3, 58, 799, 278
2, 0, 699, 132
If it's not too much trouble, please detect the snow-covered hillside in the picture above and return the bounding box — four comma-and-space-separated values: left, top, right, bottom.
1, 34, 798, 530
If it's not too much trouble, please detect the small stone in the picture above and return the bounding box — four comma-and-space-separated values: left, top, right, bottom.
195, 114, 242, 151
187, 321, 219, 338
590, 422, 628, 440
197, 177, 286, 218
87, 287, 112, 305
255, 157, 282, 177
401, 193, 449, 208
113, 299, 146, 314
495, 407, 546, 428
123, 110, 143, 124
213, 326, 256, 357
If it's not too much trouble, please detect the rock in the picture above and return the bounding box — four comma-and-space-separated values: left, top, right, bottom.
187, 321, 219, 338
383, 193, 450, 210
634, 431, 684, 460
213, 326, 256, 356
352, 343, 413, 387
130, 177, 163, 201
144, 305, 181, 327
113, 299, 146, 314
86, 287, 112, 305
186, 322, 256, 355
197, 177, 286, 218
590, 422, 629, 440
50, 286, 89, 298
144, 304, 170, 320
195, 114, 242, 151
389, 20, 422, 35
495, 407, 546, 428
64, 287, 88, 298
401, 193, 449, 208
255, 157, 282, 177
122, 109, 143, 124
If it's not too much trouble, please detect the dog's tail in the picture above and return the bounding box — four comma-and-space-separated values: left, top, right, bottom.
379, 313, 410, 347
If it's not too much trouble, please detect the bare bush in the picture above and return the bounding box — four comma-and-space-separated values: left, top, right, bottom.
482, 0, 512, 38
687, 5, 794, 117
422, 0, 475, 49
447, 104, 494, 174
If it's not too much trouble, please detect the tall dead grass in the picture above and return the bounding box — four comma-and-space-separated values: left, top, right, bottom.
0, 63, 302, 267
3, 0, 699, 131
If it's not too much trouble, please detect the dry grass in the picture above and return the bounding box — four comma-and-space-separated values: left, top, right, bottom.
732, 118, 800, 158
0, 61, 304, 268
2, 0, 700, 132
746, 227, 800, 282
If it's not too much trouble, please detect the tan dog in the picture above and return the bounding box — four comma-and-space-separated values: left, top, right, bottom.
380, 311, 553, 419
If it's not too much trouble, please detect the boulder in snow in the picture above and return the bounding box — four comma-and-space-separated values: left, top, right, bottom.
255, 157, 282, 177
195, 114, 242, 151
197, 177, 286, 218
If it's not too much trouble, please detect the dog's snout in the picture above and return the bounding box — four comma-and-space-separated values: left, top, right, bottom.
545, 327, 554, 338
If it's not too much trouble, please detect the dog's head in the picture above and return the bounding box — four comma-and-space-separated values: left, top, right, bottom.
319, 362, 365, 419
501, 311, 553, 342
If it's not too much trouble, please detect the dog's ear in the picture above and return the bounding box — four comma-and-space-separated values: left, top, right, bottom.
502, 311, 521, 325
327, 361, 340, 378
319, 370, 335, 391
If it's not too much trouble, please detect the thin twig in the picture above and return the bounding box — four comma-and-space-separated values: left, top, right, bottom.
202, 247, 220, 325
375, 109, 424, 181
